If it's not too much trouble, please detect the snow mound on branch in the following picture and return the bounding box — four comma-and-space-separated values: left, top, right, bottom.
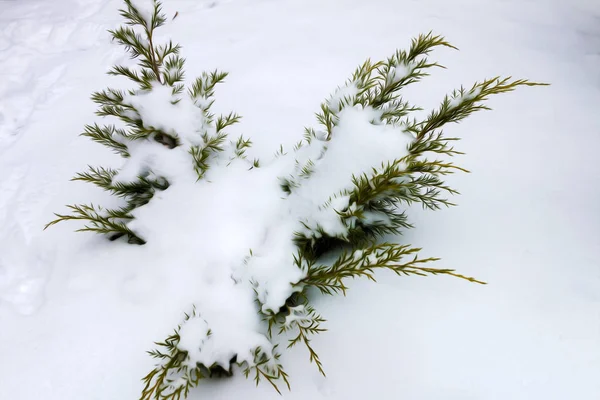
294, 106, 413, 206
125, 85, 209, 147
113, 85, 416, 367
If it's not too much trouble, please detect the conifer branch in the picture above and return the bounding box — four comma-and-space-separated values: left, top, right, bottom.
44, 203, 144, 244
141, 308, 208, 400
370, 32, 456, 108
277, 293, 327, 376
72, 165, 168, 203
415, 77, 548, 139
242, 346, 290, 395
189, 70, 229, 105
301, 243, 485, 296
108, 65, 145, 85
216, 112, 242, 133
113, 0, 167, 84
190, 132, 227, 179
348, 159, 459, 211
81, 124, 130, 157
72, 165, 118, 188
47, 0, 240, 243
232, 135, 252, 160
144, 309, 290, 399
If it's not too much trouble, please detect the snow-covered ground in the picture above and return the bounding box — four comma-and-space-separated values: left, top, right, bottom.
1, 0, 599, 399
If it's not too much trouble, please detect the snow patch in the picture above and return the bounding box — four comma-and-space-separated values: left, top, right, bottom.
294, 106, 413, 206
326, 82, 359, 112
125, 85, 209, 147
388, 62, 416, 83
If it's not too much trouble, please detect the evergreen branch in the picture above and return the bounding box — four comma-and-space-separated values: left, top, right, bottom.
140, 351, 202, 400
141, 308, 209, 400
72, 166, 168, 201
155, 41, 181, 64
124, 126, 157, 141
189, 70, 228, 103
72, 165, 118, 188
301, 243, 485, 296
278, 293, 327, 376
379, 99, 422, 124
118, 0, 166, 84
81, 124, 130, 157
405, 159, 469, 175
372, 57, 441, 108
216, 112, 241, 133
406, 31, 459, 61
336, 202, 413, 242
110, 26, 152, 62
417, 77, 548, 138
120, 0, 149, 29
311, 32, 457, 139
91, 89, 144, 127
298, 159, 315, 180
315, 103, 338, 138
349, 160, 460, 211
242, 346, 290, 395
349, 58, 382, 95
44, 203, 144, 244
162, 56, 185, 86
108, 65, 145, 85
368, 32, 457, 109
293, 225, 350, 260
408, 130, 463, 158
91, 88, 128, 107
114, 1, 169, 85
232, 135, 252, 159
150, 1, 167, 31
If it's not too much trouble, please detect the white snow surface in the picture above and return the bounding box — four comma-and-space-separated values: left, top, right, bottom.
388, 62, 416, 84
295, 106, 413, 206
1, 0, 600, 399
326, 82, 359, 112
125, 84, 208, 147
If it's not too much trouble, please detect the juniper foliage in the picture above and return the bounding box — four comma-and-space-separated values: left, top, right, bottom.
44, 0, 238, 244
43, 1, 546, 398
287, 33, 545, 257
144, 32, 544, 399
141, 307, 290, 400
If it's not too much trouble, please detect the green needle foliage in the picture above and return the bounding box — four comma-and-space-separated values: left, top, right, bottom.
43, 1, 547, 398
289, 32, 547, 258
143, 308, 290, 400
44, 0, 239, 244
144, 32, 544, 399
251, 32, 544, 392
141, 307, 289, 400
273, 291, 327, 376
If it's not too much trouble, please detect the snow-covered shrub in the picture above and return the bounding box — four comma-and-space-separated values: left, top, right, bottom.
44, 1, 546, 399
45, 0, 244, 244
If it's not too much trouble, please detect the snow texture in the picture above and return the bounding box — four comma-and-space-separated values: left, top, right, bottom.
1, 0, 600, 399
326, 82, 359, 112
125, 85, 209, 147
388, 62, 416, 84
294, 106, 413, 205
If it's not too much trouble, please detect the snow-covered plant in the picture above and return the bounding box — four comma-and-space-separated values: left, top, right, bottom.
43, 1, 546, 399
139, 33, 544, 400
44, 0, 243, 244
